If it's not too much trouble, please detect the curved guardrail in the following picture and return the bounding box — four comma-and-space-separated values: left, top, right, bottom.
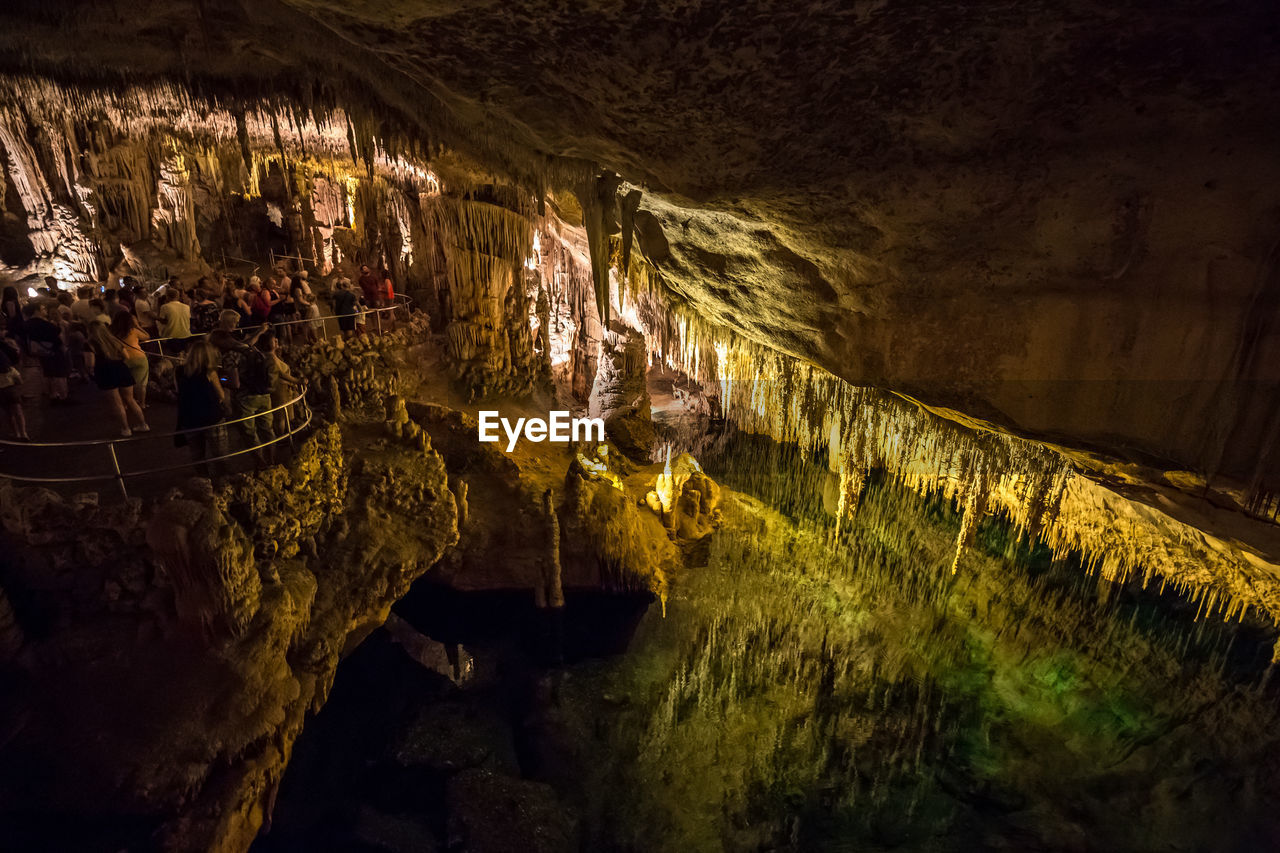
0, 292, 411, 494
0, 386, 313, 497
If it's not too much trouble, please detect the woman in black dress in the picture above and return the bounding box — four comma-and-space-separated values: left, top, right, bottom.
175, 339, 226, 477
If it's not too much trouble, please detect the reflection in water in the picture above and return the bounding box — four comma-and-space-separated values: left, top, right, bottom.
263, 434, 1280, 852
564, 437, 1279, 851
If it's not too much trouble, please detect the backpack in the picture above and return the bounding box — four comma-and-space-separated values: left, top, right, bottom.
27, 338, 55, 358
236, 347, 272, 396
192, 302, 221, 333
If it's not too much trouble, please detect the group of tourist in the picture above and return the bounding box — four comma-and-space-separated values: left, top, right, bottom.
0, 264, 400, 461
174, 317, 299, 474
1, 275, 152, 441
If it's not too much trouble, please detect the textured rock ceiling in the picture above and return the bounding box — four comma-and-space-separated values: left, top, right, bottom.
3, 0, 1280, 479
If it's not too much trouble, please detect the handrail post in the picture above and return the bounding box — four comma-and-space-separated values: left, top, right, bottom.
107, 442, 128, 499
284, 401, 294, 449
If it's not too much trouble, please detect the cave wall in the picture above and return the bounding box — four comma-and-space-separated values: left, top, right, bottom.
634, 138, 1280, 490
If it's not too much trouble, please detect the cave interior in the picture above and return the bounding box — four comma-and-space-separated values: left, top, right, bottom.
1, 2, 1279, 851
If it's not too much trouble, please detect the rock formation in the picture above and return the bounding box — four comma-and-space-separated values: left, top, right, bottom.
1, 1, 1276, 492
588, 324, 657, 462
0, 421, 458, 852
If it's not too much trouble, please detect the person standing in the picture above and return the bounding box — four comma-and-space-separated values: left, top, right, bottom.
22, 303, 70, 403
1, 286, 24, 347
87, 321, 148, 436
332, 278, 358, 339
53, 291, 74, 324
250, 279, 274, 325
70, 286, 98, 325
133, 284, 157, 335
358, 264, 381, 308
110, 311, 150, 410
293, 270, 313, 299
221, 329, 275, 463
268, 283, 299, 343
300, 291, 323, 343
190, 289, 221, 335
174, 339, 226, 477
259, 330, 300, 437
102, 288, 127, 320
158, 290, 192, 349
0, 333, 29, 441
223, 279, 252, 323
377, 267, 397, 332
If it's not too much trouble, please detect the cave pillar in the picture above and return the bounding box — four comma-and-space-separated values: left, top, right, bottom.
151, 142, 202, 261
0, 107, 102, 281
588, 324, 655, 460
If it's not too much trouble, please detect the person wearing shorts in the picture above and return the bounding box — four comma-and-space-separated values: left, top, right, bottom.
22, 303, 70, 403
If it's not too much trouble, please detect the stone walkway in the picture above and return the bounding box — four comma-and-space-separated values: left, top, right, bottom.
1, 303, 409, 497
0, 366, 273, 497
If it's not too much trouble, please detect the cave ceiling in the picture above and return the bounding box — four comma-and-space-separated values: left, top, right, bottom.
3, 0, 1280, 475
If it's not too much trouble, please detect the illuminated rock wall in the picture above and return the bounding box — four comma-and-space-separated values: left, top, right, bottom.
600, 246, 1280, 647
0, 77, 439, 286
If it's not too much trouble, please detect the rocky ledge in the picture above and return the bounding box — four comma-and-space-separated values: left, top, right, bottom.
0, 422, 458, 852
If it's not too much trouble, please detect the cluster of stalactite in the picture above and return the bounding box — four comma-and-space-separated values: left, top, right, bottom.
584, 224, 1280, 648
0, 99, 105, 280
419, 194, 544, 397
0, 75, 493, 285
535, 211, 602, 400
0, 73, 607, 403
0, 73, 615, 406
5, 74, 1274, 647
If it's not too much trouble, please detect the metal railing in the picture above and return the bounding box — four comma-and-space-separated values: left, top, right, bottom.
0, 386, 313, 498
145, 295, 411, 360
1, 291, 410, 494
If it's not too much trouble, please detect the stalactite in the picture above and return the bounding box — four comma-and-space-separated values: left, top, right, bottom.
578, 172, 622, 327
590, 237, 1280, 641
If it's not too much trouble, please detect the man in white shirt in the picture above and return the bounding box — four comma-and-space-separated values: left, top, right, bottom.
70, 285, 98, 325
158, 291, 192, 341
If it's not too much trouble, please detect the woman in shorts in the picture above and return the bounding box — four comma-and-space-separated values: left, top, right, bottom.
87, 321, 149, 437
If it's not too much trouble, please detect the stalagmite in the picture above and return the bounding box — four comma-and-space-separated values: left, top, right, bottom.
542, 489, 564, 610
452, 478, 469, 529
